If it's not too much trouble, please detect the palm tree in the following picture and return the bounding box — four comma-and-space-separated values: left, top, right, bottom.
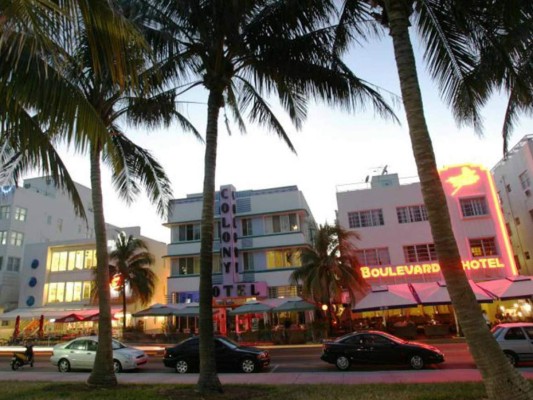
333, 1, 533, 398
290, 223, 366, 336
133, 0, 397, 392
109, 231, 157, 334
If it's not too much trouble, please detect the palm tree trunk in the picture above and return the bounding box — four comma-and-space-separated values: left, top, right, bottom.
122, 285, 127, 336
384, 1, 533, 399
196, 89, 223, 393
87, 145, 116, 387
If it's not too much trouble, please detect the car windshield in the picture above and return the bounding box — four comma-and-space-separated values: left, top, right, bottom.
217, 336, 239, 349
376, 331, 407, 344
111, 340, 126, 350
334, 333, 357, 343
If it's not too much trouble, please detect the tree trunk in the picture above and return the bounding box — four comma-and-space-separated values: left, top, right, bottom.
87, 146, 116, 387
122, 283, 127, 336
384, 1, 533, 399
196, 89, 223, 393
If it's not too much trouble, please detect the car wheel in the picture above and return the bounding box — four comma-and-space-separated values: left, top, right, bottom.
175, 360, 189, 374
504, 351, 518, 367
335, 355, 350, 371
58, 359, 71, 373
409, 354, 424, 370
240, 358, 256, 373
113, 359, 122, 373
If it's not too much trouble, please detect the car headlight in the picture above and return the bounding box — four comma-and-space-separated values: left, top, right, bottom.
257, 351, 268, 359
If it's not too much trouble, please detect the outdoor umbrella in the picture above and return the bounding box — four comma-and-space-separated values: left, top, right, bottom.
83, 312, 118, 322
475, 276, 533, 300
173, 304, 202, 317
271, 299, 316, 313
353, 284, 419, 312
410, 280, 493, 305
229, 302, 273, 316
55, 313, 85, 323
12, 315, 20, 341
37, 315, 45, 338
132, 303, 181, 317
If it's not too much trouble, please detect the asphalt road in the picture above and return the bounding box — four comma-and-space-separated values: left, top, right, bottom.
0, 343, 476, 374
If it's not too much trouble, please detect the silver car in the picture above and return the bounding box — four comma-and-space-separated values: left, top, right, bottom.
50, 336, 148, 373
492, 322, 533, 366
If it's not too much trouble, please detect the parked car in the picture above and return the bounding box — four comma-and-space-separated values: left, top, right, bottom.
492, 322, 533, 366
321, 330, 445, 370
50, 336, 148, 373
163, 336, 270, 373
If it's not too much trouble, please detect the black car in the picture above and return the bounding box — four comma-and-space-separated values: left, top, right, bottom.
321, 330, 444, 370
163, 336, 270, 373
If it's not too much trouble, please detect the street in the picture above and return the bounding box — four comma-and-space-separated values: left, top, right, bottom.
0, 343, 477, 374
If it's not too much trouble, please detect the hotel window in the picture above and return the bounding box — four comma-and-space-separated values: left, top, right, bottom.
243, 252, 255, 271
172, 257, 200, 275
404, 244, 437, 263
0, 205, 10, 220
50, 249, 96, 272
266, 249, 301, 269
396, 205, 428, 224
0, 231, 7, 245
470, 237, 498, 257
213, 221, 221, 241
212, 254, 221, 274
264, 213, 299, 234
519, 171, 530, 190
10, 231, 24, 246
356, 248, 391, 265
14, 207, 27, 221
177, 223, 201, 242
242, 218, 253, 237
460, 197, 488, 217
7, 257, 20, 272
268, 285, 299, 299
348, 209, 384, 228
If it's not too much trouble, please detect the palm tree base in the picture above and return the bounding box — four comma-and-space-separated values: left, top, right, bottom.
195, 376, 223, 394
86, 373, 118, 388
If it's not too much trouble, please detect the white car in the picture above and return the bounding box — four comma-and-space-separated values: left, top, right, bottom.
492, 322, 533, 366
50, 336, 148, 373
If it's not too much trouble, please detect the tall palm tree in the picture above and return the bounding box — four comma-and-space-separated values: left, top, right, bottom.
58, 13, 197, 389
290, 223, 366, 336
133, 0, 397, 392
109, 231, 157, 334
333, 1, 533, 398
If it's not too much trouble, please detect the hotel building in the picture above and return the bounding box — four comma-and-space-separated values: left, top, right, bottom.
336, 164, 517, 287
165, 185, 316, 333
492, 135, 533, 276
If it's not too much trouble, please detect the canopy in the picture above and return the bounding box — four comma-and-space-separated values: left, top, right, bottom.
411, 280, 493, 305
353, 284, 419, 312
229, 302, 272, 316
475, 276, 533, 300
132, 303, 181, 317
173, 304, 201, 317
55, 313, 85, 323
83, 313, 118, 322
272, 299, 316, 313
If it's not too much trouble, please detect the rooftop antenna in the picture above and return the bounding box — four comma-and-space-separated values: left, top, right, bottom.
381, 165, 388, 175
364, 176, 370, 183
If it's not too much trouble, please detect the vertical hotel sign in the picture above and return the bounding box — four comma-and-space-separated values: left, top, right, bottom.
220, 185, 239, 285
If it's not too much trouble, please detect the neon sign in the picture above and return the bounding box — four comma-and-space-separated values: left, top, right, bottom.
360, 257, 505, 279
445, 166, 480, 196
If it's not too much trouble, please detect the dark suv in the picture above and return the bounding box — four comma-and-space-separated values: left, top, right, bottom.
163, 336, 270, 373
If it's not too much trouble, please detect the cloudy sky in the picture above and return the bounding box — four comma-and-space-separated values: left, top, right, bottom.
48, 31, 533, 243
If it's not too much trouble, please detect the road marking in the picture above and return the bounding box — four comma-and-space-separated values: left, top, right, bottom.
269, 364, 279, 373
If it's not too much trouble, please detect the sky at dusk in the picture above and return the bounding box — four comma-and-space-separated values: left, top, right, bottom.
44, 32, 533, 244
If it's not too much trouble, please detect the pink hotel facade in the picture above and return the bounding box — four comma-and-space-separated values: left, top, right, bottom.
336, 164, 518, 287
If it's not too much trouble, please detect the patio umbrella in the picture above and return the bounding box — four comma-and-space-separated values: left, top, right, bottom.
353, 284, 419, 312
37, 315, 44, 338
132, 303, 181, 317
83, 313, 118, 322
173, 304, 202, 317
229, 302, 273, 316
411, 280, 493, 305
271, 299, 316, 313
55, 313, 84, 323
475, 276, 533, 300
12, 315, 20, 340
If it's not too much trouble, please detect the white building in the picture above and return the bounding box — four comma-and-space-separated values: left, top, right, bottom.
0, 177, 96, 311
336, 164, 517, 287
492, 135, 533, 275
165, 185, 316, 334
